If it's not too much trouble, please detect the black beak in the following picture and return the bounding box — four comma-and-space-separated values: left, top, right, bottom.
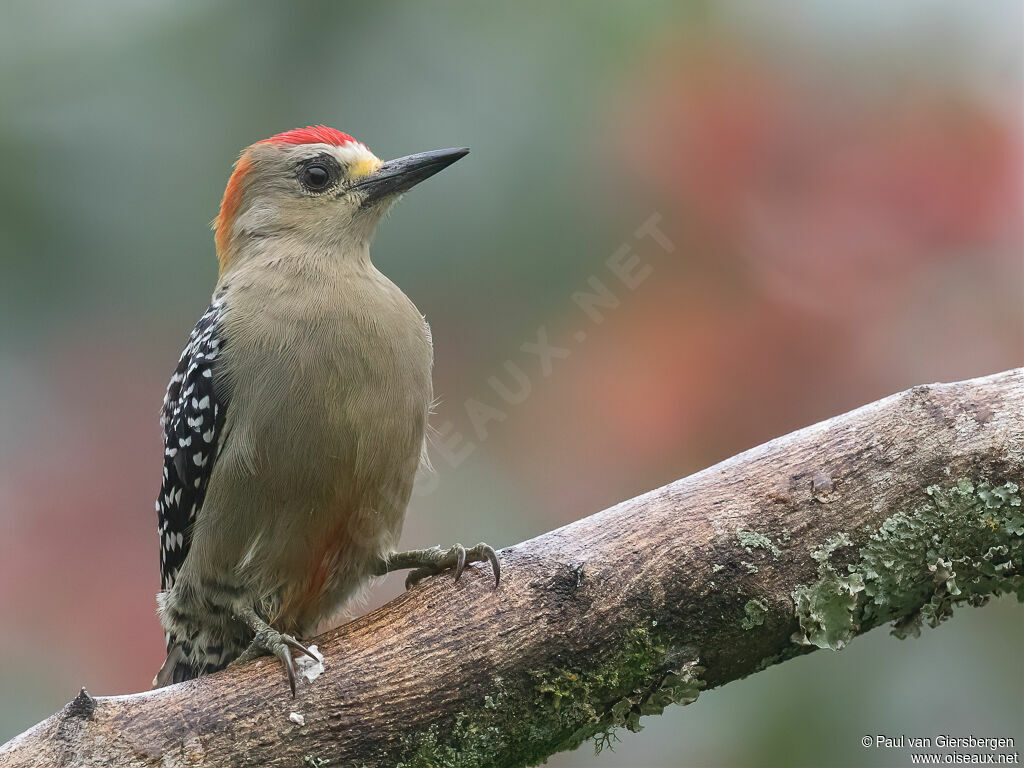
354, 147, 469, 205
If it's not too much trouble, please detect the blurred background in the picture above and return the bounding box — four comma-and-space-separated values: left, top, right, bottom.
0, 1, 1021, 766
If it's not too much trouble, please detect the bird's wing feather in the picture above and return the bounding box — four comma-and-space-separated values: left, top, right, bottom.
157, 292, 230, 591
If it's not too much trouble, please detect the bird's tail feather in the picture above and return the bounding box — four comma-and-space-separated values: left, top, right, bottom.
153, 642, 227, 688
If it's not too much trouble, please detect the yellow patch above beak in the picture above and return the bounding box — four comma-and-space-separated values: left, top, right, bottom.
347, 155, 382, 181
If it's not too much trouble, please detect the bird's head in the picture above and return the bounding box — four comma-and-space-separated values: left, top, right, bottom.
213, 125, 468, 275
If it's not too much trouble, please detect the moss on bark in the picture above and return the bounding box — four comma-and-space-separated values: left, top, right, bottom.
395, 627, 704, 768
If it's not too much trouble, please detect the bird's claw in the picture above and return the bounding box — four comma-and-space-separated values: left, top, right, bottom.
404, 542, 501, 589
230, 624, 316, 697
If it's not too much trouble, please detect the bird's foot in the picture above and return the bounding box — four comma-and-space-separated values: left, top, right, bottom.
230, 607, 317, 696
377, 543, 501, 590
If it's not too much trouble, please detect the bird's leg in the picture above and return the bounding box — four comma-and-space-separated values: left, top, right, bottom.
375, 543, 501, 590
229, 605, 317, 697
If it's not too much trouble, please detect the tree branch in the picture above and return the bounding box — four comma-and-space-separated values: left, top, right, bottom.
3, 369, 1022, 768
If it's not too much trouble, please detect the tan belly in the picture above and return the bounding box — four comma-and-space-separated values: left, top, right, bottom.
204, 364, 427, 633
186, 278, 433, 635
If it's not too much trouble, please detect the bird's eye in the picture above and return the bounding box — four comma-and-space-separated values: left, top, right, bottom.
300, 163, 332, 192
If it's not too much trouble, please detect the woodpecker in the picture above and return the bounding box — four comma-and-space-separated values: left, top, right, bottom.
154, 125, 499, 694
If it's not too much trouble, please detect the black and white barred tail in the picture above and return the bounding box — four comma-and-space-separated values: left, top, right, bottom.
155, 640, 226, 686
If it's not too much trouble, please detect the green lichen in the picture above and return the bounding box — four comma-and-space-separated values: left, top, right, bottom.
395, 627, 705, 768
811, 533, 854, 564
791, 532, 864, 648
741, 598, 769, 630
791, 534, 864, 649
737, 529, 782, 558
861, 479, 1023, 638
741, 561, 759, 574
792, 479, 1024, 651
603, 659, 704, 737
754, 645, 807, 673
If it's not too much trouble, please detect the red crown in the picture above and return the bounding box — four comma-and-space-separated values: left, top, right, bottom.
259, 125, 358, 147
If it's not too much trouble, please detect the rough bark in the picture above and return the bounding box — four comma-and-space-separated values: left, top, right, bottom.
2, 369, 1022, 768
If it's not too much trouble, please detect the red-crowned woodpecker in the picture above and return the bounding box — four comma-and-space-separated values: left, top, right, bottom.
154, 126, 498, 695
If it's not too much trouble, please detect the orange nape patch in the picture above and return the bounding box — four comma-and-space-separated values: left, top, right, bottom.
259, 125, 359, 148
213, 154, 252, 271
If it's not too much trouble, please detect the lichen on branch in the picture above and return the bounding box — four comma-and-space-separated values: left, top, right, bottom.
793, 478, 1024, 650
